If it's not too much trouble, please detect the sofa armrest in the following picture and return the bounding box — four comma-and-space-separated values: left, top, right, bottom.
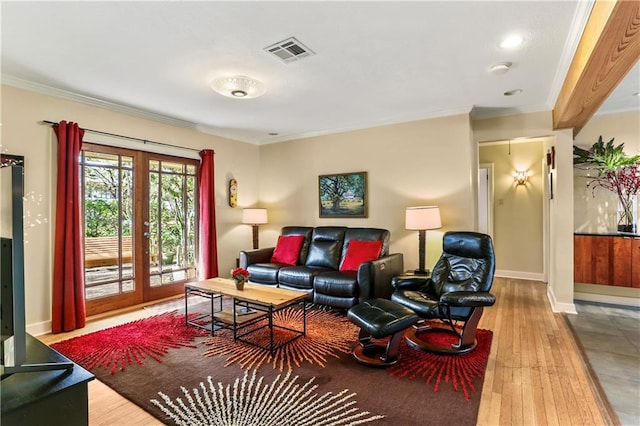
357, 253, 404, 302
239, 248, 274, 268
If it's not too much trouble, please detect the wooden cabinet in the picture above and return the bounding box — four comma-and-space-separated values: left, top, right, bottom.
633, 238, 640, 287
574, 234, 640, 287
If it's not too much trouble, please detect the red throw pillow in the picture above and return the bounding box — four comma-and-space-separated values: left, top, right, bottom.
270, 235, 305, 266
339, 240, 383, 272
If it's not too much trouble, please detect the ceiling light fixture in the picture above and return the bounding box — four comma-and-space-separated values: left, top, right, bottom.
489, 62, 512, 75
500, 34, 524, 49
504, 89, 523, 96
210, 75, 266, 99
633, 91, 640, 97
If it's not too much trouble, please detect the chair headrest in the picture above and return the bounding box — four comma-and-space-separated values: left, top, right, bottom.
443, 231, 494, 260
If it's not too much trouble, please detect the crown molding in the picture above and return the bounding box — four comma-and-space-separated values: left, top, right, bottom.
470, 104, 550, 120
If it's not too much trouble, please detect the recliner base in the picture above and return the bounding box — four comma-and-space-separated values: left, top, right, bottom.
404, 321, 476, 355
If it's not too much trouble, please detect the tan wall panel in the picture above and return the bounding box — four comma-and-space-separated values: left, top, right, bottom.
258, 114, 476, 273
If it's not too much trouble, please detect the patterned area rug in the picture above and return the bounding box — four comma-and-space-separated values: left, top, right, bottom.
52, 306, 492, 425
51, 311, 208, 374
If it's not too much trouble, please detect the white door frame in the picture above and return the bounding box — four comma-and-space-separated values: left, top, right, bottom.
478, 163, 494, 237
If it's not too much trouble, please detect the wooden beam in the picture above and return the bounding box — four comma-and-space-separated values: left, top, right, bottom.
553, 0, 640, 136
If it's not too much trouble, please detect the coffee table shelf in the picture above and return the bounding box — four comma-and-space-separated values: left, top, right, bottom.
215, 308, 265, 325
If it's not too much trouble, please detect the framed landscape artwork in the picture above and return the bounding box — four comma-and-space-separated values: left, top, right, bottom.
318, 171, 368, 218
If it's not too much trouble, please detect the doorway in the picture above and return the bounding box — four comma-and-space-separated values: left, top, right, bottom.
478, 163, 494, 236
80, 143, 198, 316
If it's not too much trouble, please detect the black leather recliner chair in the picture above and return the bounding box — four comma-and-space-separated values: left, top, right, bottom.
391, 231, 496, 354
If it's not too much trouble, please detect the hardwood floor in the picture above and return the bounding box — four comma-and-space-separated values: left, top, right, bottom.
476, 278, 612, 426
39, 278, 612, 425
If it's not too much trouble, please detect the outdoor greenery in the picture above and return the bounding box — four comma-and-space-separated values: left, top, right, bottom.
85, 199, 129, 237
83, 156, 196, 269
149, 170, 196, 267
84, 166, 132, 238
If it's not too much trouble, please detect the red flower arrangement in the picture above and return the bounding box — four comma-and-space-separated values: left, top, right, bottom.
592, 163, 640, 232
231, 267, 250, 285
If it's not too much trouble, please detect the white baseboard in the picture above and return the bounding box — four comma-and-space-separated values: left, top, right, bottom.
574, 292, 640, 308
547, 285, 577, 314
27, 320, 52, 337
495, 269, 545, 282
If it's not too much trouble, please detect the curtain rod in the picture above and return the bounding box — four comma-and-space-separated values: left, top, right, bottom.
41, 120, 202, 153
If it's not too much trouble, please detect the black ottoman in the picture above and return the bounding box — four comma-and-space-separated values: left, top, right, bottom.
347, 298, 419, 367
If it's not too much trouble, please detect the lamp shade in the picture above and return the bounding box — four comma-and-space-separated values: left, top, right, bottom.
242, 208, 268, 225
405, 206, 442, 230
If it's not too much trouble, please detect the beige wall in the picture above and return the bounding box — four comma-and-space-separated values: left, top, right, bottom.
573, 111, 640, 234
479, 140, 545, 277
1, 85, 261, 333
258, 113, 477, 272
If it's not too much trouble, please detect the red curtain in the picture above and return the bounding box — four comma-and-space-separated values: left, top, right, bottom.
198, 149, 219, 279
52, 121, 86, 333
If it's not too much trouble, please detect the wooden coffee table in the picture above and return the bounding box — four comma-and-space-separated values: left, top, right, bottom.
185, 278, 307, 354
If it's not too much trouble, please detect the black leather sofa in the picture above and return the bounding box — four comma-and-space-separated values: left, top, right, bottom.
239, 226, 404, 309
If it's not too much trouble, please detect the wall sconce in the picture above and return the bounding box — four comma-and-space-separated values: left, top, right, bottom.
242, 208, 268, 249
514, 171, 528, 186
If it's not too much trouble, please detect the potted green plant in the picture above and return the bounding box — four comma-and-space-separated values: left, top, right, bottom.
574, 136, 640, 234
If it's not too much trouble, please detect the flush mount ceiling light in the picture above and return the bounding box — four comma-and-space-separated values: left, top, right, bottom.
489, 62, 512, 75
210, 75, 266, 99
500, 34, 524, 49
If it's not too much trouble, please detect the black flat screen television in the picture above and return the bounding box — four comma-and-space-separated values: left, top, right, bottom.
1, 154, 72, 377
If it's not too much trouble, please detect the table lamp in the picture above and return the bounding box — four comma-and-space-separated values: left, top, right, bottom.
242, 208, 268, 249
405, 206, 442, 275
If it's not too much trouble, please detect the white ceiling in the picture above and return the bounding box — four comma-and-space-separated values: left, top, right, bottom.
2, 1, 638, 145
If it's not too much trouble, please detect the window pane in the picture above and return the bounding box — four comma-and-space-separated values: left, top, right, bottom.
84, 152, 119, 167
161, 161, 184, 174
149, 158, 198, 286
186, 175, 196, 267
83, 149, 135, 300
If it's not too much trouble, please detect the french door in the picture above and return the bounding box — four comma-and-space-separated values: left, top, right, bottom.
81, 143, 198, 316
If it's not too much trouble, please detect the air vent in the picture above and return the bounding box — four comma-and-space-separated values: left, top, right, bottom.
264, 37, 315, 64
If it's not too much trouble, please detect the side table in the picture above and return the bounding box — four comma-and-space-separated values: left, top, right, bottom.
184, 284, 224, 334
